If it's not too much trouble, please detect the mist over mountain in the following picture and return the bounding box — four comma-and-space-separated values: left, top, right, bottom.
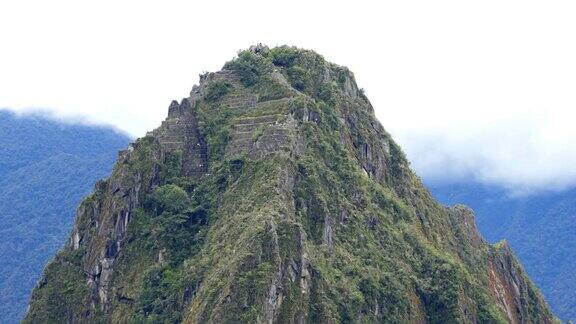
0, 110, 131, 323
396, 121, 576, 197
428, 181, 576, 321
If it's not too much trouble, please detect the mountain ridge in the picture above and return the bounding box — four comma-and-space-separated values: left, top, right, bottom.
25, 45, 556, 323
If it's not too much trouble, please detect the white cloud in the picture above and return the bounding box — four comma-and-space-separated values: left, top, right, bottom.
395, 116, 576, 196
1, 107, 132, 137
1, 0, 575, 194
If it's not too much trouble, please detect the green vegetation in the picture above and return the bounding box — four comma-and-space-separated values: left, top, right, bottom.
149, 184, 189, 213
251, 124, 266, 142
267, 46, 300, 67
133, 267, 184, 323
287, 66, 310, 91
223, 51, 268, 86
196, 100, 233, 163
317, 82, 338, 106
23, 250, 91, 323
204, 80, 232, 102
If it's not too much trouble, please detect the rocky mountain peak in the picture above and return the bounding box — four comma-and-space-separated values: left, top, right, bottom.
25, 46, 556, 323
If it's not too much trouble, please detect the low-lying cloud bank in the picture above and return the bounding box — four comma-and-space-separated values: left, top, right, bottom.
0, 107, 133, 138
393, 115, 576, 196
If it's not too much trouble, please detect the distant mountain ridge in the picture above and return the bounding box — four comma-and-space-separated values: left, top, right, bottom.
428, 182, 576, 321
0, 110, 131, 323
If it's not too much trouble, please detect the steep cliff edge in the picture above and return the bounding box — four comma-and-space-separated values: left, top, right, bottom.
25, 45, 556, 323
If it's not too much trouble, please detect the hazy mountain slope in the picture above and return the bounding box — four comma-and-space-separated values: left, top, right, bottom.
429, 182, 576, 321
0, 111, 131, 323
25, 46, 556, 323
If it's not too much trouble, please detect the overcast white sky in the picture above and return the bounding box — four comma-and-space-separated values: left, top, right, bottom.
1, 0, 575, 195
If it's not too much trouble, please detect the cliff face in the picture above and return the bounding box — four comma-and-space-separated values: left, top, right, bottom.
25, 46, 556, 323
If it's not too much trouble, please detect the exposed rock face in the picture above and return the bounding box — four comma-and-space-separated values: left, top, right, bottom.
25, 46, 557, 323
487, 242, 548, 324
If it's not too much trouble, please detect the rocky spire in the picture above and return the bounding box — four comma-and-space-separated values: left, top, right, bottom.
25, 46, 556, 324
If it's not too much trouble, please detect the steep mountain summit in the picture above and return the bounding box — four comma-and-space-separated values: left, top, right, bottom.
25, 46, 556, 323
